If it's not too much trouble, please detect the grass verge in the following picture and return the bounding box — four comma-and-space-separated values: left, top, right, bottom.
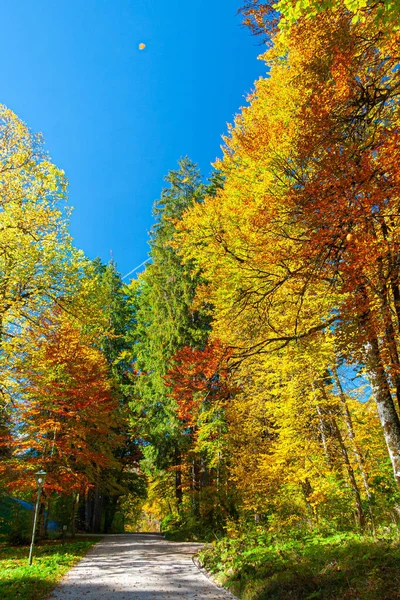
0, 537, 102, 600
198, 531, 400, 599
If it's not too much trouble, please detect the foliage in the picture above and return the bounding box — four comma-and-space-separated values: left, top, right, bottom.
0, 105, 85, 352
128, 158, 216, 531
0, 106, 144, 535
81, 260, 145, 534
240, 0, 400, 40
275, 0, 400, 28
174, 0, 400, 531
4, 309, 119, 495
198, 527, 400, 599
3, 502, 32, 546
127, 0, 400, 543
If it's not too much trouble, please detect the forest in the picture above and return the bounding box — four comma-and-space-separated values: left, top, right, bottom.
1, 1, 400, 598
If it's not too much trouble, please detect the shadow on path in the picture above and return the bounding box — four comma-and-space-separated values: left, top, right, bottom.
48, 534, 236, 600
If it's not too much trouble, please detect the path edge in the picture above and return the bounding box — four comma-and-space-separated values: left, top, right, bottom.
192, 553, 240, 599
44, 536, 105, 600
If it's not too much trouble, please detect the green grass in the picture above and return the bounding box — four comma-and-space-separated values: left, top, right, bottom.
0, 537, 102, 600
198, 530, 400, 599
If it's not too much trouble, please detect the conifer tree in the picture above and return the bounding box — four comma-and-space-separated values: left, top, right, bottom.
130, 158, 214, 520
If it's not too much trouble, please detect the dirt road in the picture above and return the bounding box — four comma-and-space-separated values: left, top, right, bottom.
48, 533, 237, 599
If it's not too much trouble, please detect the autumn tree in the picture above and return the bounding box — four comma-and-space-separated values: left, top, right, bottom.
81, 260, 145, 533
0, 104, 93, 457
0, 106, 83, 344
4, 309, 119, 498
240, 0, 400, 37
176, 1, 400, 493
165, 340, 235, 528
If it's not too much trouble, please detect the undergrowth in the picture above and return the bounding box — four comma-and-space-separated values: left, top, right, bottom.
198, 527, 400, 599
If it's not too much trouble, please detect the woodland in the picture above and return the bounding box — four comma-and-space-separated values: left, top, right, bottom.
1, 0, 400, 598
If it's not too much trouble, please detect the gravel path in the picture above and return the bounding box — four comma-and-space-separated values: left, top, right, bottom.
48, 533, 237, 600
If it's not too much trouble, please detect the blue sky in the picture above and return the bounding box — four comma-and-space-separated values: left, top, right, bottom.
2, 1, 266, 279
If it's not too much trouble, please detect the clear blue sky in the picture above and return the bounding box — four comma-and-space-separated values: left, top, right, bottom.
2, 1, 266, 279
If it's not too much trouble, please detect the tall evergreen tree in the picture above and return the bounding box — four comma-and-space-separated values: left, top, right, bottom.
129, 158, 215, 519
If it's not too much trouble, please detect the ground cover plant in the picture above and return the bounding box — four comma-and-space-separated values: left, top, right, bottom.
0, 538, 101, 600
198, 528, 400, 600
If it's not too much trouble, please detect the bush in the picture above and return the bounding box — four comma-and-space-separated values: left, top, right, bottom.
6, 501, 32, 546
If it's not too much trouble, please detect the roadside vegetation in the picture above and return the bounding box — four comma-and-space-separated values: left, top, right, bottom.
0, 538, 101, 600
198, 528, 400, 600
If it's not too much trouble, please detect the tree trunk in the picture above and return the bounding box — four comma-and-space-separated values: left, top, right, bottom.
37, 493, 46, 540
104, 496, 119, 533
333, 418, 365, 529
92, 469, 103, 533
300, 478, 315, 528
313, 392, 331, 465
318, 381, 365, 529
390, 268, 400, 332
379, 218, 400, 332
376, 260, 400, 411
174, 447, 183, 512
70, 492, 80, 537
84, 487, 93, 532
366, 333, 400, 489
332, 365, 372, 501
191, 459, 200, 520
44, 494, 51, 538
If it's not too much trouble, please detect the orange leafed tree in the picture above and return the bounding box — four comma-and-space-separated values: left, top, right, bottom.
5, 310, 119, 495
165, 340, 232, 427
164, 340, 235, 523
